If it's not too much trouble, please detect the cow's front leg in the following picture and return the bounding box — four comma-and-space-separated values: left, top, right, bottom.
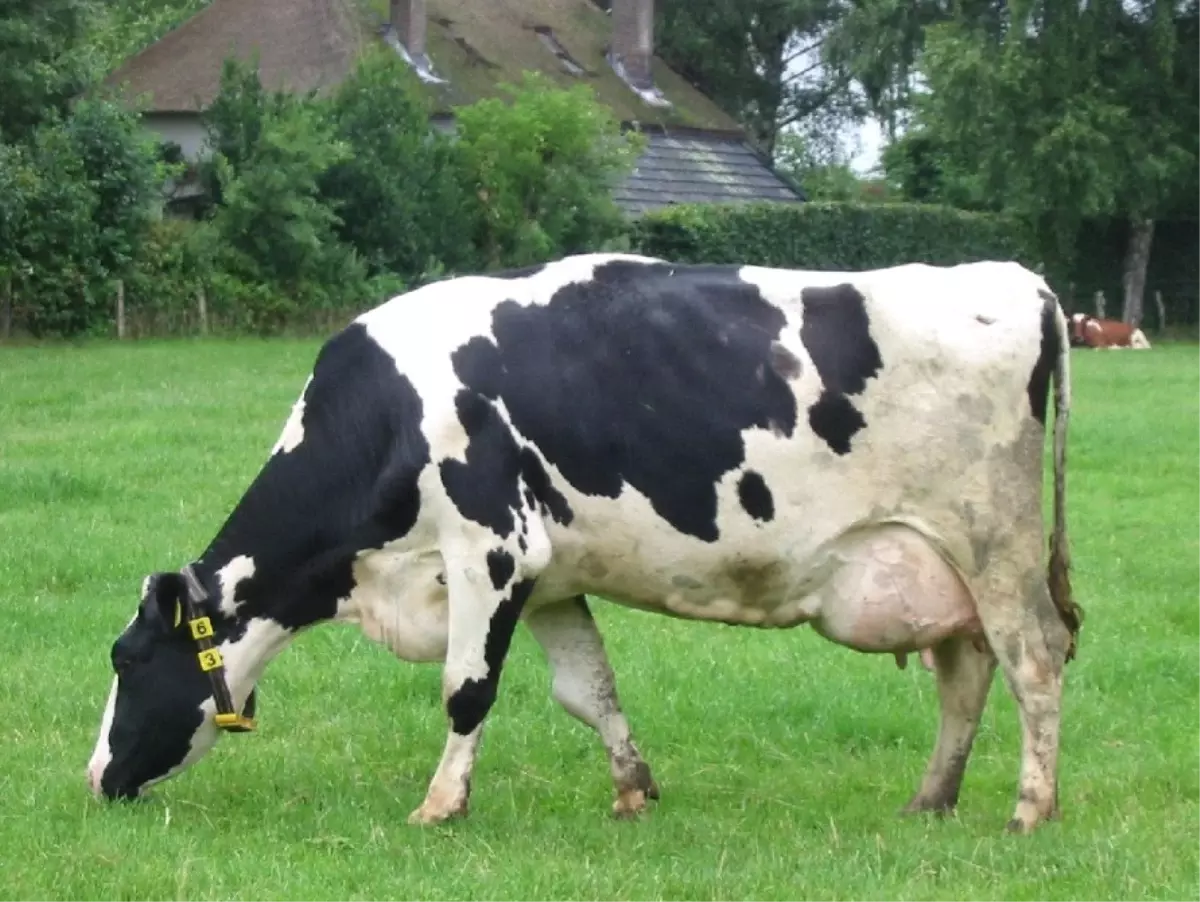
524, 596, 659, 818
408, 549, 536, 825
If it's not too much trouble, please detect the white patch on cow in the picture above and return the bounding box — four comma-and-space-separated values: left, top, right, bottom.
1130, 329, 1151, 349
336, 543, 450, 662
216, 554, 256, 617
272, 375, 312, 455
87, 610, 141, 794
224, 616, 293, 689
86, 677, 119, 795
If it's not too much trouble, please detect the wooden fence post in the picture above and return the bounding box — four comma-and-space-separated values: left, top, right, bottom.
1154, 290, 1166, 332
116, 279, 126, 339
197, 285, 208, 335
1093, 290, 1106, 319
2, 275, 11, 340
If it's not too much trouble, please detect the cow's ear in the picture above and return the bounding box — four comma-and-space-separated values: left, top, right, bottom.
139, 572, 189, 634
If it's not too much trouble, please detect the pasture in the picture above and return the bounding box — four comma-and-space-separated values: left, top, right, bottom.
0, 336, 1196, 901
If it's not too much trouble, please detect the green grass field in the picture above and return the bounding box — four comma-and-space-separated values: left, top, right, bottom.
1, 337, 1196, 901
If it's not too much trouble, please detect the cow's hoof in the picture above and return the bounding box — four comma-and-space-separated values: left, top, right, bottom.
899, 796, 956, 818
1004, 816, 1034, 835
612, 788, 651, 819
407, 798, 468, 826
1005, 807, 1057, 834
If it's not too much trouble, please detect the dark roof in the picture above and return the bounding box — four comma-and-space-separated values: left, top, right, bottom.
103, 0, 366, 113
613, 129, 805, 217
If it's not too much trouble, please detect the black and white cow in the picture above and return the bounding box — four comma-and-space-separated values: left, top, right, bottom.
87, 254, 1082, 834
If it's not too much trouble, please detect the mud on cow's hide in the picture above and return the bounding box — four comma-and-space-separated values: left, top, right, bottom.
87, 253, 1083, 837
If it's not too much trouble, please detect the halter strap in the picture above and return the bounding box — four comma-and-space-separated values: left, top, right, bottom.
179, 565, 256, 732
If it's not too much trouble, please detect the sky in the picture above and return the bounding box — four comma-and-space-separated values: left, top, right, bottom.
784, 26, 889, 176
847, 117, 885, 174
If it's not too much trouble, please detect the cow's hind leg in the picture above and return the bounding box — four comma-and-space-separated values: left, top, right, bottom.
408, 542, 539, 825
971, 561, 1070, 834
902, 634, 996, 816
524, 596, 659, 818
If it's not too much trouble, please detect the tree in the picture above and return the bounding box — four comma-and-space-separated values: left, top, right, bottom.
655, 0, 852, 154
824, 0, 1009, 142
0, 0, 94, 143
452, 73, 643, 270
898, 0, 1198, 319
200, 96, 364, 301
86, 0, 207, 74
63, 98, 163, 287
320, 48, 471, 281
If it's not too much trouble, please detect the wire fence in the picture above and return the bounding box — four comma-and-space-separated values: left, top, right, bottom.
2, 271, 1200, 340
1060, 278, 1200, 331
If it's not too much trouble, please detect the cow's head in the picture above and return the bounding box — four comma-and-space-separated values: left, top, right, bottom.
1069, 313, 1092, 347
86, 571, 257, 800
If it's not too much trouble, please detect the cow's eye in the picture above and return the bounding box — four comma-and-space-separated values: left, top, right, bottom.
111, 645, 136, 673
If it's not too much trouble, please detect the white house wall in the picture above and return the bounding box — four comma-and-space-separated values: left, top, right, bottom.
145, 113, 210, 161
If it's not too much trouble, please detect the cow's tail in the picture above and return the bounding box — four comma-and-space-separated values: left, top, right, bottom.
1048, 299, 1084, 662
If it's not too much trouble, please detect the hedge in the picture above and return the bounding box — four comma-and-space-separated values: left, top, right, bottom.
631, 200, 1037, 273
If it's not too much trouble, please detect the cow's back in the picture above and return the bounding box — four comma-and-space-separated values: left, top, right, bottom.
349, 255, 1051, 622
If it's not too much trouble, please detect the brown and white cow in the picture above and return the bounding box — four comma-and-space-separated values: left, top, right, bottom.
1070, 313, 1152, 349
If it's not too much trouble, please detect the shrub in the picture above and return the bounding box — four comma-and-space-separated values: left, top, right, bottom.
632, 200, 1036, 272
452, 72, 643, 270
121, 218, 207, 334
2, 99, 161, 337
321, 48, 471, 281
197, 96, 369, 331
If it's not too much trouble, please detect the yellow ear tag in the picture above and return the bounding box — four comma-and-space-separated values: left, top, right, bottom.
189, 617, 214, 640
174, 601, 183, 628
198, 648, 224, 671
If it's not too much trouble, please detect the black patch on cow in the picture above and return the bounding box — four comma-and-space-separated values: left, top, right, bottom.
193, 322, 431, 631
486, 549, 515, 590
807, 395, 867, 455
445, 578, 535, 735
737, 470, 775, 522
440, 390, 523, 537
768, 341, 802, 380
799, 284, 882, 455
451, 337, 503, 400
1028, 292, 1058, 426
518, 447, 574, 525
449, 259, 796, 542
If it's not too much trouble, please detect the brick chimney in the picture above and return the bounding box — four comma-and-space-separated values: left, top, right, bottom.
609, 0, 653, 90
389, 0, 427, 62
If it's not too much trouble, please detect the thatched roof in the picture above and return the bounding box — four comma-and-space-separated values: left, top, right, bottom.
101, 0, 805, 215
103, 0, 367, 113
103, 0, 739, 130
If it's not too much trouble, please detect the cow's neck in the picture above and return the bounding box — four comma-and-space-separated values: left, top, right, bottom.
187, 453, 365, 636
